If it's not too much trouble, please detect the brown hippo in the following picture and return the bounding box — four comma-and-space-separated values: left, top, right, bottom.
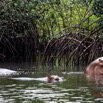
85, 57, 103, 81
47, 75, 63, 83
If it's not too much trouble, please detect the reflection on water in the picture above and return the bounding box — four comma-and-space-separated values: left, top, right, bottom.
0, 65, 103, 103
0, 79, 88, 103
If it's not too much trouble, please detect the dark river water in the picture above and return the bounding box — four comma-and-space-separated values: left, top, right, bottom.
0, 62, 103, 103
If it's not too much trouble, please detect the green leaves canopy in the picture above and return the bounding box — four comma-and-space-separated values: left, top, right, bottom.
0, 0, 99, 39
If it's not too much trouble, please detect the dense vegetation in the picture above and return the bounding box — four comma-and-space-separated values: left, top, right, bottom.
0, 0, 103, 65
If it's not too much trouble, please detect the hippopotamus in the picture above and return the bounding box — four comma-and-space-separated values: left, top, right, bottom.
85, 57, 103, 83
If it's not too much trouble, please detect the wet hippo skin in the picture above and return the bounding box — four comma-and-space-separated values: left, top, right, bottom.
85, 57, 103, 83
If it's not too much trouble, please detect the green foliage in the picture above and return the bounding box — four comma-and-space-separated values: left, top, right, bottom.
0, 0, 101, 60
93, 0, 103, 33
80, 0, 93, 6
93, 0, 103, 17
0, 0, 98, 39
0, 0, 39, 37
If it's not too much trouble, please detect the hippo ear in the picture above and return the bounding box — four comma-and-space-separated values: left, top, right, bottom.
99, 59, 103, 63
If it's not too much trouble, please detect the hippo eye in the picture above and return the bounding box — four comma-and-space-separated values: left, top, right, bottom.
99, 59, 103, 63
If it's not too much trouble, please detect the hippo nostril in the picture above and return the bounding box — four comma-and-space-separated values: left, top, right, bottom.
54, 78, 59, 81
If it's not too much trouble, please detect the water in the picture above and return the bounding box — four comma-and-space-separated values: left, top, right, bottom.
0, 63, 103, 103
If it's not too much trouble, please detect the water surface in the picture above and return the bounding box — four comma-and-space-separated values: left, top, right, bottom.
0, 63, 103, 103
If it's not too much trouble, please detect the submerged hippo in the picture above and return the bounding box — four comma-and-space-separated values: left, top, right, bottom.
13, 75, 64, 83
0, 68, 17, 76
